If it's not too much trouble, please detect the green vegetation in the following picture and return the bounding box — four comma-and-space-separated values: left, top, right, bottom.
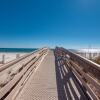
92, 56, 100, 65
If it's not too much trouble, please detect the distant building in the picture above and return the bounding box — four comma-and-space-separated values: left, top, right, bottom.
77, 49, 100, 59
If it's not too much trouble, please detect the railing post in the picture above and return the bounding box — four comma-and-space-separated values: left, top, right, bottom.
16, 54, 20, 59
2, 54, 5, 64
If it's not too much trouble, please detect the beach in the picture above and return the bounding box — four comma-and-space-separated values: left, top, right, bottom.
0, 52, 28, 65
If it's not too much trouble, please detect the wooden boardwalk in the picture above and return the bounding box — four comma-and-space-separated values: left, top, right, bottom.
13, 50, 87, 100
15, 50, 58, 100
0, 48, 99, 100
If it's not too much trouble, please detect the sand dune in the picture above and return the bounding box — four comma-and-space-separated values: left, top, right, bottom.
0, 53, 28, 64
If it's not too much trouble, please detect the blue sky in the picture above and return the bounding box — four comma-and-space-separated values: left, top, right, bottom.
0, 0, 100, 49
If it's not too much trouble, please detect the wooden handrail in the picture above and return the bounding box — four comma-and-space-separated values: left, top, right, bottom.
55, 47, 100, 100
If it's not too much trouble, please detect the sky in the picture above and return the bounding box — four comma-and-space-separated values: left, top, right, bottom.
0, 0, 100, 49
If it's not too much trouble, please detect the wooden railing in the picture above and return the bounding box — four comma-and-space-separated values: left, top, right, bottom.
55, 47, 100, 100
0, 48, 48, 99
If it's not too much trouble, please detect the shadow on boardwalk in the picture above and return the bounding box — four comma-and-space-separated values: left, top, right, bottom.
54, 52, 89, 100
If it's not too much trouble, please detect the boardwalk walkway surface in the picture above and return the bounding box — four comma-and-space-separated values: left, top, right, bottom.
14, 50, 87, 100
15, 50, 58, 100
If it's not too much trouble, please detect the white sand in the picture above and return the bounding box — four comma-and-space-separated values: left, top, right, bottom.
0, 53, 28, 64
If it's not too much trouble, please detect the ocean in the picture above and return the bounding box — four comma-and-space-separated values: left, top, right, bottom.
0, 48, 37, 53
